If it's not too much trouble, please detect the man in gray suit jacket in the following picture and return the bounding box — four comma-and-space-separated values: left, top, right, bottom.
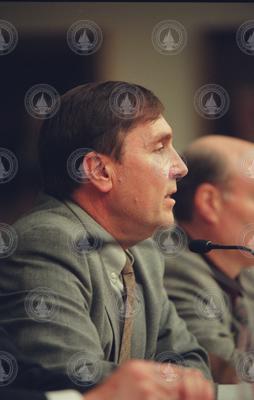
0, 82, 214, 400
164, 135, 254, 384
0, 324, 176, 400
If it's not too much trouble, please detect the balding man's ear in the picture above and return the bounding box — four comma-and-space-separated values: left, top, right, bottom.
194, 183, 222, 224
82, 152, 113, 192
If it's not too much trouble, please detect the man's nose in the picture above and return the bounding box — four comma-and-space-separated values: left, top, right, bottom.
169, 151, 188, 180
179, 156, 188, 178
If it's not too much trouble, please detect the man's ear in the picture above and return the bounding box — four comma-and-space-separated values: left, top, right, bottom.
194, 183, 223, 224
82, 152, 113, 193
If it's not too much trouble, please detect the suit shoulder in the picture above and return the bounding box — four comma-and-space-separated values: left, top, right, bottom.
164, 250, 220, 294
13, 196, 76, 235
165, 250, 213, 278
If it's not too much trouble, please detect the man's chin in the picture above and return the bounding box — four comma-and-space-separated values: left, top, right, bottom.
157, 212, 175, 228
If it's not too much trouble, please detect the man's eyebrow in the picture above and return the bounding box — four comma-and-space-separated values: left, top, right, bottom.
150, 132, 172, 143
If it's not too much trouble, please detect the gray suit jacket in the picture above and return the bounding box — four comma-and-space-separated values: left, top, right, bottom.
0, 195, 211, 385
164, 247, 254, 366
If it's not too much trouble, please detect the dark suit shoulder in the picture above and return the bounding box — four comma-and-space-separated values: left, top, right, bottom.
165, 250, 215, 282
164, 249, 222, 304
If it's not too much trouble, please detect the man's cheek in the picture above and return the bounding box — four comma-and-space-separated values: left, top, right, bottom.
151, 158, 171, 179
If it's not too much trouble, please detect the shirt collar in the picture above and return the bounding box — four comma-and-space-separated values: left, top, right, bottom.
201, 253, 243, 299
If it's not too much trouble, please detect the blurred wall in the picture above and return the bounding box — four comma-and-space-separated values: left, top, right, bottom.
1, 2, 253, 152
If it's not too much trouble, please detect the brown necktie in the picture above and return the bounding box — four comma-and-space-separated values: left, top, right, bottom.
118, 256, 136, 364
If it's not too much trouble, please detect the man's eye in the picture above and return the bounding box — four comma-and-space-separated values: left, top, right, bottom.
154, 145, 165, 152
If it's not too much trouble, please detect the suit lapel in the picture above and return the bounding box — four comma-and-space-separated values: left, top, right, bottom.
63, 199, 123, 363
100, 264, 121, 362
130, 241, 162, 357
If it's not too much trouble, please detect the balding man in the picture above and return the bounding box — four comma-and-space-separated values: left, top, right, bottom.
164, 135, 254, 384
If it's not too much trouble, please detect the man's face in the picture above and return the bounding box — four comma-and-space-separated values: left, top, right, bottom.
220, 174, 254, 266
109, 116, 188, 236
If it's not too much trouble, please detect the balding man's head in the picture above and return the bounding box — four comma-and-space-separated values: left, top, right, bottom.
186, 135, 254, 173
174, 135, 254, 274
173, 135, 254, 222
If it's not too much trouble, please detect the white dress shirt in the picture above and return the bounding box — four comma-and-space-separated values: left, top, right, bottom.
46, 389, 83, 400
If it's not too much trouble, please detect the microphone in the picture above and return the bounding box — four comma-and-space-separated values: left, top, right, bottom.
189, 239, 254, 256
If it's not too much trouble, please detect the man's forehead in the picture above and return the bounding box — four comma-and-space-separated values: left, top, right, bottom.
149, 130, 173, 142
131, 117, 173, 143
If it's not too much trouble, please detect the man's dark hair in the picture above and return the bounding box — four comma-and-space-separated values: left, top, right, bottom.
173, 150, 229, 222
39, 81, 164, 199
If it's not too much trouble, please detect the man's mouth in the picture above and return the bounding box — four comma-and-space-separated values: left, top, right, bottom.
164, 189, 177, 199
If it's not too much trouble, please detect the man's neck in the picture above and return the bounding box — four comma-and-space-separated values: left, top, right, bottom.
70, 190, 150, 249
